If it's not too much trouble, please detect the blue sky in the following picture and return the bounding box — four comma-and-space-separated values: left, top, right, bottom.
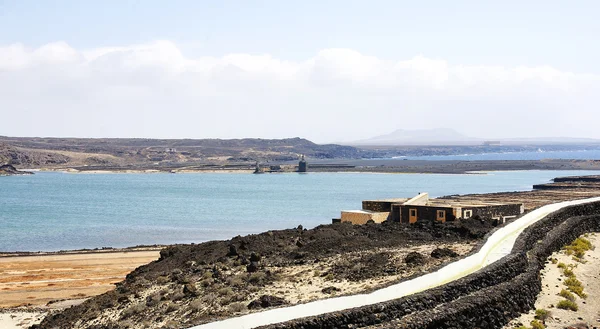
1, 0, 599, 141
2, 0, 598, 72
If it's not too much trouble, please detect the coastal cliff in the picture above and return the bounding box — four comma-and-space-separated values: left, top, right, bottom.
0, 164, 33, 176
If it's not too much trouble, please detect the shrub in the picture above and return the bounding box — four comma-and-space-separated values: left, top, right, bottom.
551, 258, 558, 264
189, 299, 205, 312
564, 277, 587, 298
121, 303, 146, 319
165, 302, 180, 313
556, 299, 578, 311
228, 302, 247, 313
171, 292, 186, 301
248, 272, 267, 285
534, 309, 551, 322
564, 237, 593, 258
559, 289, 575, 302
557, 262, 566, 269
562, 268, 575, 277
218, 287, 234, 296
227, 275, 245, 287
530, 320, 545, 329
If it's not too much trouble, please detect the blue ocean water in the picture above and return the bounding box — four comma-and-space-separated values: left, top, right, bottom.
0, 170, 598, 252
400, 149, 600, 161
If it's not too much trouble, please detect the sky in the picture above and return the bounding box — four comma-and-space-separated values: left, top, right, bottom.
1, 0, 599, 143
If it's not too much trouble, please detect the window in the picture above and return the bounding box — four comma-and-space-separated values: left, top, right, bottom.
437, 210, 445, 219
463, 210, 473, 219
410, 209, 417, 217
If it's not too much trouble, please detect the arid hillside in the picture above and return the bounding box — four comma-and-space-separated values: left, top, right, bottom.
0, 137, 370, 169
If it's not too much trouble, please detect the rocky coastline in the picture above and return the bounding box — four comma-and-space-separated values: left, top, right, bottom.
0, 164, 33, 176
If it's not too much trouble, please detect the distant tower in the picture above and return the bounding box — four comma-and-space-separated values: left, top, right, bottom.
253, 161, 262, 174
298, 155, 308, 172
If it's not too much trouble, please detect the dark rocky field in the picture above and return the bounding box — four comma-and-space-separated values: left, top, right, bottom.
31, 218, 495, 329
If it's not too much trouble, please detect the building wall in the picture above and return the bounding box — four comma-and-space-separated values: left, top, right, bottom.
399, 205, 458, 224
362, 201, 395, 212
391, 204, 402, 222
397, 203, 523, 224
341, 211, 390, 225
470, 204, 523, 219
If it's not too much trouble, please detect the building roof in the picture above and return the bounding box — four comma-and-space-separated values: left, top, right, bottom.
363, 198, 409, 203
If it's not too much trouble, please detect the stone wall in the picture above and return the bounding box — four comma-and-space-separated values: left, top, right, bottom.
260, 201, 600, 329
362, 201, 396, 212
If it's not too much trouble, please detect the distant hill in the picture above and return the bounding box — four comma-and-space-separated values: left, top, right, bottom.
0, 137, 373, 169
350, 128, 480, 145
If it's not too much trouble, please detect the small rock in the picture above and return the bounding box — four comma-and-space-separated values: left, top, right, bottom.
247, 295, 287, 309
250, 252, 261, 262
183, 283, 198, 297
227, 244, 238, 257
405, 252, 427, 266
430, 247, 459, 259
321, 286, 341, 294
246, 261, 259, 273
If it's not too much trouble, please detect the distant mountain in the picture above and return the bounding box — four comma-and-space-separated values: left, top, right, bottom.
350, 128, 480, 145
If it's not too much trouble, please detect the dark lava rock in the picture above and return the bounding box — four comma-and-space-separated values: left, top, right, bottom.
247, 261, 259, 273
430, 247, 459, 259
250, 252, 261, 262
404, 252, 427, 266
247, 295, 287, 309
227, 244, 238, 257
183, 283, 198, 297
238, 255, 249, 265
321, 286, 341, 294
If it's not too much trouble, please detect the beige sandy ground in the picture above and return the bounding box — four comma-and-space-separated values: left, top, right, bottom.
505, 233, 600, 329
259, 243, 473, 305
0, 251, 159, 329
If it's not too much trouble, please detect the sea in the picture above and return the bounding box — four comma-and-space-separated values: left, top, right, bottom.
396, 149, 600, 161
1, 170, 599, 252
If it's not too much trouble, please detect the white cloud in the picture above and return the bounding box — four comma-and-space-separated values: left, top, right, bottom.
1, 40, 599, 142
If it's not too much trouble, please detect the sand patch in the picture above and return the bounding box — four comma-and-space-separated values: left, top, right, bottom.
505, 233, 600, 328
0, 251, 159, 308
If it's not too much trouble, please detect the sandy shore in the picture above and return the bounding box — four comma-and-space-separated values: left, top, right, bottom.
505, 233, 600, 328
0, 250, 159, 308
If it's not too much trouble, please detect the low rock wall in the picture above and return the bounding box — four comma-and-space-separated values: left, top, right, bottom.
260, 202, 600, 329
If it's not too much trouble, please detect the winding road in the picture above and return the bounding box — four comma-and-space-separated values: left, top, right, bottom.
190, 196, 600, 329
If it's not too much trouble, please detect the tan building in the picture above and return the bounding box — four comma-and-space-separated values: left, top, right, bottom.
339, 210, 390, 225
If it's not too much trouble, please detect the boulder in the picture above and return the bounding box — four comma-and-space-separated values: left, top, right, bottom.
247, 295, 287, 309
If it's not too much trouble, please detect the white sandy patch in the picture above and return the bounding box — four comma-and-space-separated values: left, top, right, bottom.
505, 233, 600, 328
0, 311, 46, 329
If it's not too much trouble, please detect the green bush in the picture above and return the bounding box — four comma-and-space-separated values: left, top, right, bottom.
562, 268, 575, 277
557, 262, 567, 269
559, 289, 575, 302
534, 309, 550, 321
564, 277, 587, 298
557, 299, 578, 311
530, 320, 545, 329
564, 237, 593, 258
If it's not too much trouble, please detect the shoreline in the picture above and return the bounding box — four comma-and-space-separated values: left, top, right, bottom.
0, 246, 165, 258
8, 158, 599, 175
2, 175, 600, 328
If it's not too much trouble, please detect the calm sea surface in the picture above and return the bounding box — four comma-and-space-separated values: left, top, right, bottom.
1, 170, 598, 252
401, 149, 600, 161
